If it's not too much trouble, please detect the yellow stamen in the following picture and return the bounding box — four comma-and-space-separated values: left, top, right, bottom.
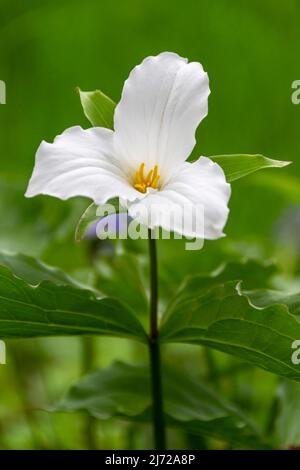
151, 174, 160, 189
139, 163, 145, 181
152, 165, 158, 182
145, 169, 153, 186
133, 163, 160, 193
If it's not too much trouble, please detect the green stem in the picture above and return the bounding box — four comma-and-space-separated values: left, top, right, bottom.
81, 336, 98, 449
148, 230, 166, 450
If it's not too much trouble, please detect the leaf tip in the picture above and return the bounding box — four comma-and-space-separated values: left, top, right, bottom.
268, 158, 292, 168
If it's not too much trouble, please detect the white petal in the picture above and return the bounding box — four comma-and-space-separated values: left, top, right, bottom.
114, 52, 210, 182
127, 157, 231, 240
25, 126, 140, 204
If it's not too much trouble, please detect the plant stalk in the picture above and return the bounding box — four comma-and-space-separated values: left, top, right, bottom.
81, 336, 98, 449
148, 230, 166, 449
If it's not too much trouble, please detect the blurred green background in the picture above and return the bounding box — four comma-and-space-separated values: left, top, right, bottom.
0, 0, 300, 449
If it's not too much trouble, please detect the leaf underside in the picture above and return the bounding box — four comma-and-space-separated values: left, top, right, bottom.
54, 361, 266, 449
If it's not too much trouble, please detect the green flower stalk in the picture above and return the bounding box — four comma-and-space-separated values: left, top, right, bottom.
148, 231, 166, 449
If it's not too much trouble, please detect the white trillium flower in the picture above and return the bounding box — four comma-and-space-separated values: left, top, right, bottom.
25, 52, 231, 239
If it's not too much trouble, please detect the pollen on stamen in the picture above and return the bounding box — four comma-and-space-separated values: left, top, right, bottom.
134, 163, 160, 193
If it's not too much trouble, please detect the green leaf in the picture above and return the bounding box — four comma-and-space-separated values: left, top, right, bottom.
95, 253, 148, 317
55, 361, 265, 448
56, 361, 150, 419
160, 280, 300, 381
77, 88, 116, 128
75, 203, 99, 242
275, 381, 300, 448
209, 154, 291, 182
0, 265, 146, 342
244, 289, 300, 316
0, 251, 85, 287
158, 258, 276, 313
182, 259, 277, 292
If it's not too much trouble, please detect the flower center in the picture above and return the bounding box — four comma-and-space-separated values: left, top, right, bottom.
133, 163, 160, 193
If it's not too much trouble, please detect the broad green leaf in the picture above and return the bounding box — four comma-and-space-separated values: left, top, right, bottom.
0, 251, 85, 288
158, 239, 277, 302
56, 361, 150, 419
182, 259, 277, 292
55, 361, 265, 448
169, 417, 267, 449
275, 381, 300, 448
95, 253, 148, 317
209, 154, 291, 182
160, 280, 300, 381
244, 289, 300, 316
0, 266, 146, 342
158, 258, 276, 310
77, 88, 116, 128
